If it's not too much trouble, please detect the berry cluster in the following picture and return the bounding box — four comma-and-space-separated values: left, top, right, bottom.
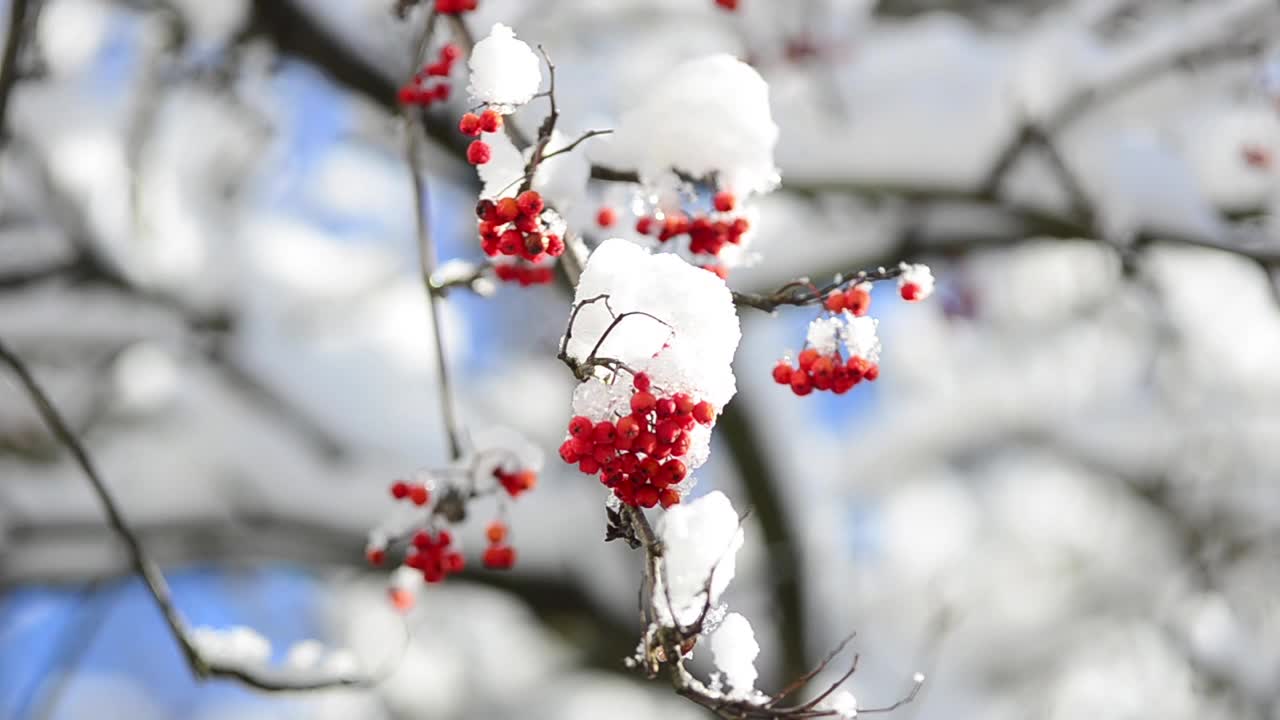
405, 529, 466, 584
635, 192, 749, 265
476, 191, 566, 286
482, 521, 516, 569
559, 372, 716, 508
398, 44, 461, 107
824, 283, 872, 316
495, 466, 537, 496
434, 0, 477, 12
773, 349, 878, 396
460, 109, 504, 165
389, 478, 431, 506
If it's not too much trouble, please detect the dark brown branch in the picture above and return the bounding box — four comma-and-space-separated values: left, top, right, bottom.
0, 0, 30, 145
0, 337, 375, 692
732, 266, 905, 313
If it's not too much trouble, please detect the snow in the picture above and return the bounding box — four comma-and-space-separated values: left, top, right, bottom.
566, 239, 741, 469
822, 689, 859, 718
806, 316, 844, 356
804, 314, 880, 361
468, 24, 543, 112
655, 490, 743, 627
898, 262, 936, 300
594, 54, 779, 196
190, 625, 272, 667
709, 612, 759, 696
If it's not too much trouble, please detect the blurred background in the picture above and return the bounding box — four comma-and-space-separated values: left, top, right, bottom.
2, 0, 1280, 718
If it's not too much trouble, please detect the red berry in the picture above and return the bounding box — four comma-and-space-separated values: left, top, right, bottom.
517, 190, 544, 217
715, 0, 738, 10
366, 547, 386, 566
655, 398, 676, 418
568, 415, 594, 438
900, 283, 922, 301
579, 457, 601, 475
663, 458, 687, 482
656, 418, 682, 444
634, 432, 658, 456
458, 113, 481, 136
692, 401, 715, 425
659, 488, 681, 508
496, 197, 520, 222
635, 217, 654, 235
467, 140, 491, 165
636, 485, 660, 508
479, 109, 503, 133
483, 545, 516, 569
391, 481, 410, 499
630, 391, 657, 413
426, 61, 450, 77
412, 530, 433, 549
498, 229, 523, 255
592, 421, 617, 444
437, 530, 453, 547
790, 371, 813, 396
559, 439, 580, 464
545, 234, 565, 257
824, 289, 846, 313
616, 415, 641, 439
597, 207, 616, 227
845, 286, 871, 316
440, 43, 462, 62
388, 587, 414, 612
633, 372, 651, 392
798, 348, 819, 371
486, 521, 508, 544
772, 361, 793, 385
713, 190, 736, 212
864, 363, 880, 381
672, 393, 695, 414
409, 485, 430, 506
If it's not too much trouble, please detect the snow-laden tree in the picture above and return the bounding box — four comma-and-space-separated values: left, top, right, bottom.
3, 1, 1280, 719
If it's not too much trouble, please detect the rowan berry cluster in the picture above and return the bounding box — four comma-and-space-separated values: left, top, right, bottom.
459, 108, 504, 165
405, 529, 466, 584
773, 348, 879, 397
476, 190, 566, 286
434, 0, 477, 13
635, 191, 747, 253
397, 44, 462, 107
494, 466, 537, 496
482, 521, 516, 569
559, 372, 716, 508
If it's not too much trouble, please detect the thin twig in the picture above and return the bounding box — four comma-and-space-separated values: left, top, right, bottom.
404, 14, 467, 461
732, 266, 904, 313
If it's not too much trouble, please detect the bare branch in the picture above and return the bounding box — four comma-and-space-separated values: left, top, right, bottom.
0, 337, 379, 692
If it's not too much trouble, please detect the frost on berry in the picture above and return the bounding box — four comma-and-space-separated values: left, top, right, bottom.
594, 54, 779, 197
898, 262, 935, 302
467, 23, 542, 113
709, 612, 760, 697
655, 490, 744, 627
561, 240, 740, 501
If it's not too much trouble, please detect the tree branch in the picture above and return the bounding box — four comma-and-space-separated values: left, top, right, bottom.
0, 0, 30, 145
0, 337, 378, 692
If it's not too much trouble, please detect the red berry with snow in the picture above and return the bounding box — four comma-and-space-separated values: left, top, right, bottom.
467, 140, 491, 165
